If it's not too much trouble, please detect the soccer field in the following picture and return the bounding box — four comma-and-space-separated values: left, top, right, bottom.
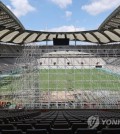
39, 69, 120, 91
0, 69, 120, 92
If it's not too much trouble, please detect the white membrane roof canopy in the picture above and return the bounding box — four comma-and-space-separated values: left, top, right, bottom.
0, 1, 120, 44
0, 28, 120, 44
99, 5, 120, 30
0, 1, 24, 30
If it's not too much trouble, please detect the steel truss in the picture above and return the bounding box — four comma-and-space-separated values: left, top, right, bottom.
13, 45, 40, 109
2, 44, 120, 109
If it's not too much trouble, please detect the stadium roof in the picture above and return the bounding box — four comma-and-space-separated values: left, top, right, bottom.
0, 2, 120, 44
0, 28, 120, 44
0, 1, 24, 30
99, 5, 120, 30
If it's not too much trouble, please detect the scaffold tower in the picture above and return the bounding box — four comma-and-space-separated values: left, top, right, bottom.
13, 45, 40, 109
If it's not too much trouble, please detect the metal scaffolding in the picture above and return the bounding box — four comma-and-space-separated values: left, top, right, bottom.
13, 45, 40, 109
1, 44, 120, 109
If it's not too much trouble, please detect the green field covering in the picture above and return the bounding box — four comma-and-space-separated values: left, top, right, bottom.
0, 69, 120, 92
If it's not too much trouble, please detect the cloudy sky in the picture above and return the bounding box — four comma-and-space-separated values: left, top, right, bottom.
2, 0, 120, 32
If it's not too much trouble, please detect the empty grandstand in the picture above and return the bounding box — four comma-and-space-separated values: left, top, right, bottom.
0, 1, 120, 110
0, 1, 120, 134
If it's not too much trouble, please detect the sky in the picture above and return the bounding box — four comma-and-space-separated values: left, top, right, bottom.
2, 0, 120, 32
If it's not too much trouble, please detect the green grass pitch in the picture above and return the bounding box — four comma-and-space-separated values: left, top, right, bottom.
39, 69, 120, 91
0, 69, 120, 92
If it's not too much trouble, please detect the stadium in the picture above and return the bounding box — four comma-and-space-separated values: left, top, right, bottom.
0, 1, 120, 133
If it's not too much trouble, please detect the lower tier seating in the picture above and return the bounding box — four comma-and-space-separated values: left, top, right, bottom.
0, 109, 120, 134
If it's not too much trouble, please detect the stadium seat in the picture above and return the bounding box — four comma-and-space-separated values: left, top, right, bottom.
107, 124, 120, 128
97, 123, 107, 131
0, 119, 3, 124
24, 120, 37, 126
51, 128, 72, 134
75, 128, 97, 134
16, 124, 33, 132
1, 130, 23, 134
10, 121, 23, 126
26, 129, 48, 134
101, 128, 120, 134
53, 123, 70, 128
34, 124, 51, 132
72, 123, 88, 133
40, 121, 52, 125
0, 124, 15, 130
